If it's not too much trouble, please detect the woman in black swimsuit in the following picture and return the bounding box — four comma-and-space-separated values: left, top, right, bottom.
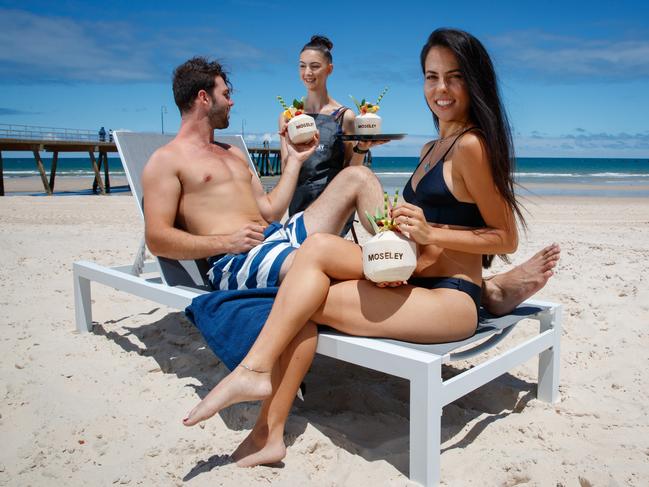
184, 28, 526, 466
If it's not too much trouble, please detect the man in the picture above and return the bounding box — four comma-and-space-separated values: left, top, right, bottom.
142, 57, 384, 292
143, 57, 559, 312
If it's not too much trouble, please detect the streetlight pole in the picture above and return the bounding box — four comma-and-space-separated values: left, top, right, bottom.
241, 119, 246, 140
161, 105, 168, 134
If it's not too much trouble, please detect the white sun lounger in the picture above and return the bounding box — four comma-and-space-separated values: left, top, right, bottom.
73, 130, 561, 487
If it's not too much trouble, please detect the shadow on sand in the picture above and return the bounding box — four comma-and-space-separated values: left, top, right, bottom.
95, 310, 538, 479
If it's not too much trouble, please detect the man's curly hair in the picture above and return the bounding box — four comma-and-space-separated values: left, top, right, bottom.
172, 57, 231, 114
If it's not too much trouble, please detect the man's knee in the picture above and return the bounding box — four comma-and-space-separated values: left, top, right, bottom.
297, 233, 338, 263
339, 164, 374, 185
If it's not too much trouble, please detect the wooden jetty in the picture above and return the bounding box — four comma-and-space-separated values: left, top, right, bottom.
0, 138, 116, 196
0, 124, 117, 196
0, 124, 282, 196
248, 146, 282, 176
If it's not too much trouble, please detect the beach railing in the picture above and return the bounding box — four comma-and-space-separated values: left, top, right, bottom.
0, 123, 104, 143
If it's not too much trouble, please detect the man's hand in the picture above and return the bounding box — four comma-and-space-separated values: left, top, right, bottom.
283, 131, 320, 165
224, 223, 266, 254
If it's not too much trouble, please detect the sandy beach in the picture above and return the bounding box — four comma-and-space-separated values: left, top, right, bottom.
1, 194, 648, 486
1, 176, 131, 195
1, 175, 280, 195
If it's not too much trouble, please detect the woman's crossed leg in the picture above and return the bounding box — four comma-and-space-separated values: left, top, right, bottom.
183, 233, 478, 429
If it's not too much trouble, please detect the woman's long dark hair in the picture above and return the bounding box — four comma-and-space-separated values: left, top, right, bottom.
420, 28, 525, 268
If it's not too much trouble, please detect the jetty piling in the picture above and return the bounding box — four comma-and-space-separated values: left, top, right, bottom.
0, 150, 4, 196
88, 150, 106, 194
32, 150, 52, 195
250, 146, 281, 176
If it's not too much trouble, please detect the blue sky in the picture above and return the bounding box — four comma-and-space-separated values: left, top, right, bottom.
1, 0, 648, 157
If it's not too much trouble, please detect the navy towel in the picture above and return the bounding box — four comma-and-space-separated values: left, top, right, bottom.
185, 287, 278, 371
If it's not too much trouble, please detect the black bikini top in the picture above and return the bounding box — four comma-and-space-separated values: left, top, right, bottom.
403, 128, 485, 228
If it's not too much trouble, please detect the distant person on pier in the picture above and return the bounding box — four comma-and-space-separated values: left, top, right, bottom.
98, 126, 106, 142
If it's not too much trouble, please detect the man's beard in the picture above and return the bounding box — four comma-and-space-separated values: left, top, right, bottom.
208, 104, 229, 129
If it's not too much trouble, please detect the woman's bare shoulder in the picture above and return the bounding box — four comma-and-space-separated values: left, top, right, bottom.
454, 131, 488, 168
339, 105, 356, 134
419, 140, 436, 158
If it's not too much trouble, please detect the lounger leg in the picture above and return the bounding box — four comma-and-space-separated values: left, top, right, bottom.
409, 357, 443, 487
537, 305, 562, 403
73, 264, 93, 332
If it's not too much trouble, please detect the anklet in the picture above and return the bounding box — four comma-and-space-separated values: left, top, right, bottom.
239, 363, 270, 374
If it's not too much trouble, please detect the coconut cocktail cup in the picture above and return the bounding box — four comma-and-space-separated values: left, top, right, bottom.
362, 190, 417, 283
277, 95, 318, 145
363, 230, 417, 283
287, 113, 317, 144
350, 87, 388, 136
354, 112, 382, 135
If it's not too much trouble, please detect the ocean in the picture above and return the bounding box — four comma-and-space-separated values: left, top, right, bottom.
3, 156, 649, 197
372, 157, 649, 197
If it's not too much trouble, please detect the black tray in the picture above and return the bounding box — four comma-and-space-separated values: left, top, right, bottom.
339, 133, 406, 141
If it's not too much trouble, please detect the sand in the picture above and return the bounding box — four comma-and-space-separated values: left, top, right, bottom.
2, 176, 131, 194
1, 175, 279, 195
1, 195, 648, 486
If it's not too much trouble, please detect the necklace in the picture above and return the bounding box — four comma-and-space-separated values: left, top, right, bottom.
423, 126, 473, 173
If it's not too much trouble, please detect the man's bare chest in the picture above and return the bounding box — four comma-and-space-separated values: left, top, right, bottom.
179, 156, 250, 192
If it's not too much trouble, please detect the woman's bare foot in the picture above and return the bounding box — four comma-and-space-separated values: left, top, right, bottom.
182, 365, 272, 427
483, 243, 561, 316
231, 427, 287, 467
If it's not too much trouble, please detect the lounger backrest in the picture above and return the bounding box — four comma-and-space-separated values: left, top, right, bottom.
113, 130, 259, 288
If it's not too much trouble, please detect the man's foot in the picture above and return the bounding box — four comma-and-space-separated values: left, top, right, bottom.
483, 243, 561, 316
231, 428, 287, 467
182, 365, 272, 427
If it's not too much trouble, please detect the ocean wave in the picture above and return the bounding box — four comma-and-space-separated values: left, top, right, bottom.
5, 167, 648, 180
516, 172, 579, 177
4, 170, 125, 177
589, 172, 649, 177
515, 172, 649, 178
374, 170, 649, 178
374, 171, 413, 176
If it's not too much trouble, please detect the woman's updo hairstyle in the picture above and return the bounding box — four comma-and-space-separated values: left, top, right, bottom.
301, 35, 333, 63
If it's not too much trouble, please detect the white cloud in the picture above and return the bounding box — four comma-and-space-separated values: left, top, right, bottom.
516, 130, 649, 157
359, 131, 649, 158
232, 130, 649, 157
489, 30, 649, 81
0, 107, 39, 115
0, 8, 269, 83
0, 9, 156, 82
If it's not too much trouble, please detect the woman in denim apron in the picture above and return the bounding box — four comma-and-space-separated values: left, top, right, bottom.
279, 35, 375, 234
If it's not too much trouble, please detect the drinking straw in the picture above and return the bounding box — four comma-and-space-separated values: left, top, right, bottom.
276, 96, 290, 110
365, 210, 381, 234
383, 192, 389, 226
376, 87, 389, 105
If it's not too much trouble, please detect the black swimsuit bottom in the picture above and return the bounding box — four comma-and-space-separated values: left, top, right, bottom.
408, 276, 481, 319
